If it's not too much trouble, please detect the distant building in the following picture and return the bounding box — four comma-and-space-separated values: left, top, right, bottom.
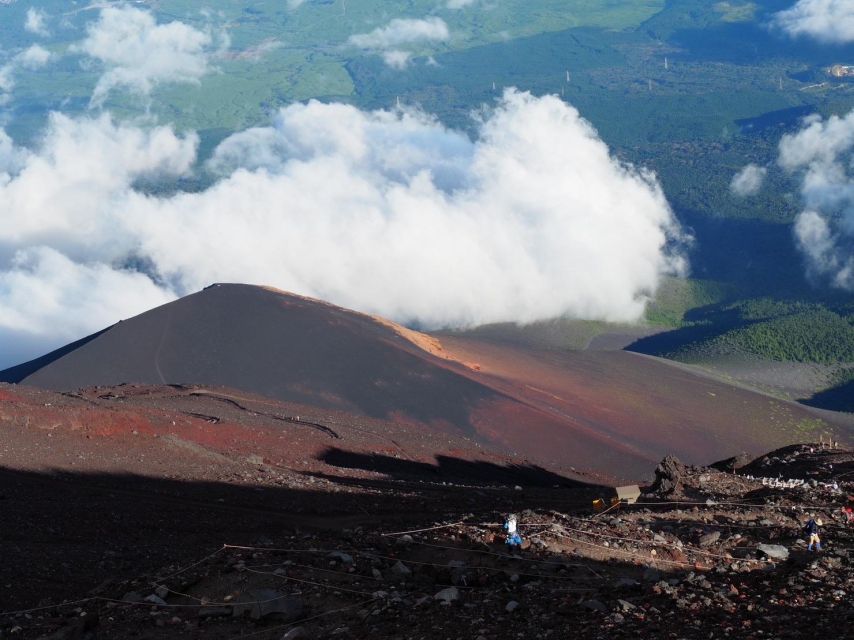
829, 64, 854, 78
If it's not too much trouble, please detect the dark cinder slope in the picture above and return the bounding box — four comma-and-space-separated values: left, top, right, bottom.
0, 284, 495, 432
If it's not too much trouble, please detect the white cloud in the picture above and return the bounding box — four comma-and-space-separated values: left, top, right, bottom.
0, 129, 28, 178
730, 163, 767, 196
773, 0, 854, 44
287, 0, 306, 8
778, 109, 854, 290
73, 6, 216, 107
0, 112, 197, 258
349, 17, 450, 49
446, 0, 478, 8
349, 17, 449, 67
0, 247, 175, 344
0, 45, 52, 103
0, 90, 686, 367
382, 50, 412, 70
17, 44, 51, 68
25, 7, 49, 37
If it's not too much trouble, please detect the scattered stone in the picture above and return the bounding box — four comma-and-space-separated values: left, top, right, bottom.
642, 568, 661, 582
505, 600, 520, 613
280, 627, 308, 640
434, 587, 460, 603
327, 551, 354, 565
121, 591, 144, 604
581, 599, 607, 612
390, 561, 412, 577
232, 590, 303, 621
699, 531, 721, 548
616, 599, 636, 612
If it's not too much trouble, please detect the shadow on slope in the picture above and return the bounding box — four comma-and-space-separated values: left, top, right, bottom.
0, 462, 603, 613
802, 378, 854, 414
318, 449, 588, 488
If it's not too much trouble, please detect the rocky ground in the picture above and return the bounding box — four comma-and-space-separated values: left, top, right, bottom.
1, 443, 852, 640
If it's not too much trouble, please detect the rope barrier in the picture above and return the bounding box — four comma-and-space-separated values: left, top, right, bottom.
154, 545, 227, 582
243, 567, 376, 597
630, 500, 843, 510
0, 597, 97, 618
380, 521, 464, 537
550, 532, 694, 568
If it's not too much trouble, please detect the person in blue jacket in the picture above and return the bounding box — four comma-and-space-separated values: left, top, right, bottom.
804, 517, 823, 551
504, 513, 522, 553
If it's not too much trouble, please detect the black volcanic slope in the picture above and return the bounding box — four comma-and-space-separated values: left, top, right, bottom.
0, 284, 495, 430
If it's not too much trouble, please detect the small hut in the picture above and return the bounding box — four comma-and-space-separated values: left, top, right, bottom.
612, 485, 641, 505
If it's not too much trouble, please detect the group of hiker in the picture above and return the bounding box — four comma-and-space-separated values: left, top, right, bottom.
499, 503, 852, 556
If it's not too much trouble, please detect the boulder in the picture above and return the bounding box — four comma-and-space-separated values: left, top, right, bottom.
650, 456, 686, 496
757, 544, 789, 561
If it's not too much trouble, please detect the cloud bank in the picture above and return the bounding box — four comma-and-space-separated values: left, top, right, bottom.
779, 110, 854, 289
773, 0, 854, 44
72, 5, 217, 107
0, 90, 686, 367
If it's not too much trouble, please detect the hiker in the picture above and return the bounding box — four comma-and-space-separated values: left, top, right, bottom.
804, 517, 823, 551
504, 513, 522, 553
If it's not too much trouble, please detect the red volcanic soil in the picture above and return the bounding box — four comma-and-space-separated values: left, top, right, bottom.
430, 337, 852, 477
1, 284, 850, 481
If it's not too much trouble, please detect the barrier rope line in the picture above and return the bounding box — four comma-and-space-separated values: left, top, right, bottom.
0, 597, 98, 618
154, 545, 228, 582
549, 532, 694, 568
629, 499, 842, 510
243, 567, 377, 597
